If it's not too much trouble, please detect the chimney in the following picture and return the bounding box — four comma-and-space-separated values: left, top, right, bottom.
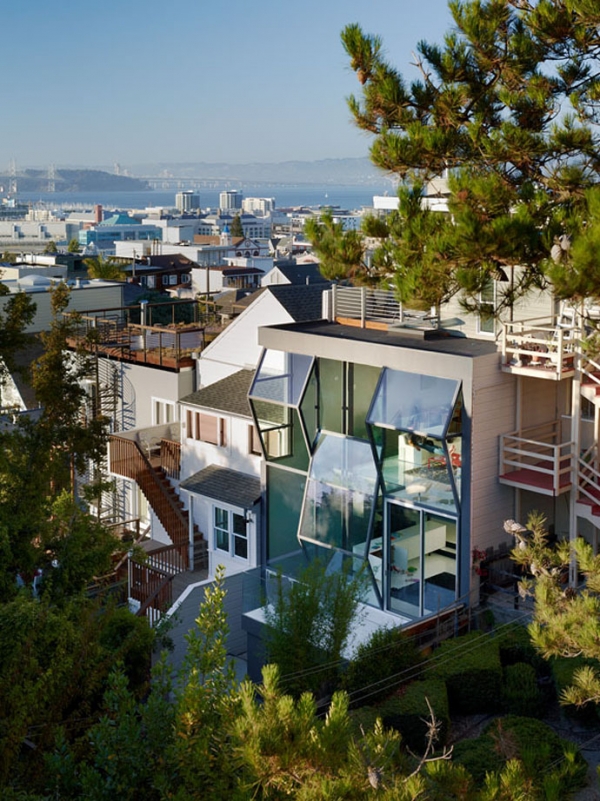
94, 204, 103, 224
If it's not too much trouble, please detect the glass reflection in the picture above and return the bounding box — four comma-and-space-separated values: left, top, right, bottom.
298, 434, 377, 553
423, 514, 457, 614
368, 369, 459, 437
250, 350, 313, 407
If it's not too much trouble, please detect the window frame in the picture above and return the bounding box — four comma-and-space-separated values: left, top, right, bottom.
213, 504, 249, 560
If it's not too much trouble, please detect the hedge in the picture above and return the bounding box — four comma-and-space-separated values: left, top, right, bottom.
379, 679, 449, 753
503, 662, 545, 718
342, 625, 423, 706
430, 632, 503, 714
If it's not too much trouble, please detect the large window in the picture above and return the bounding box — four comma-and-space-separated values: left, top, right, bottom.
214, 506, 248, 559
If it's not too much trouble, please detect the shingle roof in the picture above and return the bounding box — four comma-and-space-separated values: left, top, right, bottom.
275, 263, 327, 285
267, 283, 328, 322
180, 465, 261, 508
180, 368, 255, 416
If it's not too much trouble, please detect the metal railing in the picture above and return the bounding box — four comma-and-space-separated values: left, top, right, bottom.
330, 285, 404, 327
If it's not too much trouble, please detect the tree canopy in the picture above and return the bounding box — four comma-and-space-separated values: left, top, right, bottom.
84, 254, 126, 281
308, 1, 600, 312
230, 213, 244, 238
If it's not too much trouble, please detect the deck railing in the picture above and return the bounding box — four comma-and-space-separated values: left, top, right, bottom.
578, 445, 600, 506
330, 285, 404, 327
500, 317, 577, 377
160, 438, 181, 480
109, 435, 189, 561
129, 560, 173, 625
499, 420, 573, 495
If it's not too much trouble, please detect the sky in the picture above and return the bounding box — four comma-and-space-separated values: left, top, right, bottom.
4, 0, 454, 170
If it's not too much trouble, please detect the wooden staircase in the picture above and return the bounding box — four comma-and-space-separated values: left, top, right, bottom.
109, 435, 208, 571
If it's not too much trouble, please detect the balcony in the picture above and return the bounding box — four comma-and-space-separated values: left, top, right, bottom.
499, 420, 573, 496
576, 446, 600, 524
500, 317, 577, 380
64, 308, 206, 370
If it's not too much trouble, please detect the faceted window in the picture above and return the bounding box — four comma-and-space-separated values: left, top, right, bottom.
298, 434, 378, 553
250, 349, 313, 407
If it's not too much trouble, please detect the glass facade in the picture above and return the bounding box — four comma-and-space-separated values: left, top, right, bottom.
250, 353, 466, 621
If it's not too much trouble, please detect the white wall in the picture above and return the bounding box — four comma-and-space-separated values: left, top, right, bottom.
196, 290, 294, 387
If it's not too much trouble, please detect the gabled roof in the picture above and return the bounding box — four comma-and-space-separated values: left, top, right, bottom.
267, 283, 328, 322
180, 465, 261, 509
273, 263, 327, 285
180, 368, 255, 417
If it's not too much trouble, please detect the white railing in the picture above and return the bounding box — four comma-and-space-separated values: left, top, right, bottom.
500, 316, 578, 378
499, 420, 573, 495
578, 444, 600, 506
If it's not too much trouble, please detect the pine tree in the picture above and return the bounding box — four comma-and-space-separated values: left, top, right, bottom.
230, 213, 244, 238
333, 1, 600, 312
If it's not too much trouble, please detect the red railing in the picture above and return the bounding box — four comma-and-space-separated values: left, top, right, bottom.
109, 435, 189, 563
161, 438, 181, 480
129, 560, 173, 625
144, 542, 187, 574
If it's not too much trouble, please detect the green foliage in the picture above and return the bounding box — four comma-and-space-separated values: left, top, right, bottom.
340, 3, 600, 310
1, 250, 17, 264
229, 213, 244, 238
43, 240, 58, 254
502, 662, 544, 718
126, 292, 196, 325
431, 632, 503, 714
342, 624, 423, 706
304, 209, 379, 285
0, 595, 154, 791
67, 238, 81, 253
510, 512, 600, 706
265, 559, 366, 698
83, 255, 126, 281
453, 716, 586, 793
379, 679, 450, 754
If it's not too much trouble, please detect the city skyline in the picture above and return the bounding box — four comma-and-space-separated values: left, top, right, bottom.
5, 0, 453, 169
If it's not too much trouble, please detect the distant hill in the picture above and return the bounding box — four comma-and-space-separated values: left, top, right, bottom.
0, 169, 150, 193
128, 158, 391, 186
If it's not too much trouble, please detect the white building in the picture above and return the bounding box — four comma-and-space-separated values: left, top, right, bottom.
219, 190, 242, 211
242, 197, 275, 216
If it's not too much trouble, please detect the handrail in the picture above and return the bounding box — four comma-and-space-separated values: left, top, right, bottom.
109, 435, 189, 560
500, 425, 573, 495
129, 560, 174, 624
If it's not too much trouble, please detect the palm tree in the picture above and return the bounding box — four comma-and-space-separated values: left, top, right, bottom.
83, 254, 126, 281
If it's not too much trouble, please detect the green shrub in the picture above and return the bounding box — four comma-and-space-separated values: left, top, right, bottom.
343, 625, 423, 706
431, 632, 503, 714
503, 662, 545, 718
497, 624, 544, 671
454, 716, 587, 793
551, 655, 600, 724
348, 705, 380, 738
379, 679, 449, 753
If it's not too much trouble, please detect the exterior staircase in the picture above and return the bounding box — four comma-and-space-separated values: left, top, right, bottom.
109, 434, 208, 571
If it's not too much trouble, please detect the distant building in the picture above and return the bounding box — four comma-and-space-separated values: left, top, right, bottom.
242, 197, 275, 216
219, 190, 242, 211
176, 191, 201, 213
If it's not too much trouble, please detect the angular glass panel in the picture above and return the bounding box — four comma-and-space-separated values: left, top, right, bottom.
349, 364, 381, 440
298, 434, 377, 553
251, 400, 309, 471
388, 505, 421, 617
300, 542, 379, 607
423, 514, 457, 614
299, 365, 318, 448
266, 466, 306, 561
368, 369, 459, 438
376, 429, 457, 512
319, 358, 344, 434
250, 349, 313, 407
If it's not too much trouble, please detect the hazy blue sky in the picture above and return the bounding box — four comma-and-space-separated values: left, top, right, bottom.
5, 0, 453, 169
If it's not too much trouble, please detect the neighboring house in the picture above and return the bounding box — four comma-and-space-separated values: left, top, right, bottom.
122, 254, 196, 294
261, 261, 326, 287
179, 369, 262, 578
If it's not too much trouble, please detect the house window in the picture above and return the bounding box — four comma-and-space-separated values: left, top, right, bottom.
153, 398, 176, 425
187, 410, 227, 446
214, 506, 248, 559
248, 424, 262, 455
182, 273, 191, 284
147, 275, 156, 288
169, 274, 178, 285
477, 280, 495, 335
